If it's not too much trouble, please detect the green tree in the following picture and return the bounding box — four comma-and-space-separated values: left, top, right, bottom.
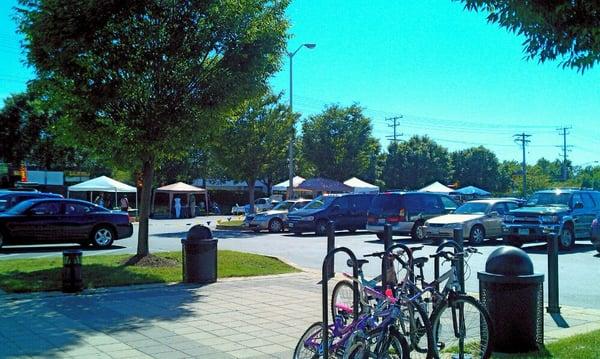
451, 146, 501, 191
301, 104, 380, 181
212, 92, 294, 212
18, 0, 289, 258
460, 1, 600, 71
382, 135, 451, 190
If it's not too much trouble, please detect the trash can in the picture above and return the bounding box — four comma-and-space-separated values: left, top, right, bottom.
62, 249, 83, 293
181, 225, 218, 284
478, 246, 544, 353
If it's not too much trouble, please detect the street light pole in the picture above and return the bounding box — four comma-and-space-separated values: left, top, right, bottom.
287, 43, 316, 199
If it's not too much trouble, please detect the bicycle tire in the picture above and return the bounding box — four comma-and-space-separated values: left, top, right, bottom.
331, 280, 361, 319
293, 322, 331, 359
379, 328, 410, 359
430, 295, 493, 359
397, 300, 435, 359
344, 340, 369, 359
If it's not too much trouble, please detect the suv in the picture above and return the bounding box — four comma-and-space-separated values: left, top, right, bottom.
367, 192, 459, 241
0, 191, 63, 212
502, 189, 600, 250
287, 193, 376, 235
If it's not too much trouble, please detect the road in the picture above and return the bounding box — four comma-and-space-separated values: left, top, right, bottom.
1, 217, 599, 310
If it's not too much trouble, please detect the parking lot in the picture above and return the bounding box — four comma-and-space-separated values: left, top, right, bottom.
1, 217, 599, 310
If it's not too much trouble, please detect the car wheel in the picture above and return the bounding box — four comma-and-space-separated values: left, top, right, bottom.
315, 220, 328, 236
0, 229, 5, 249
469, 225, 486, 245
268, 218, 283, 233
593, 240, 600, 254
91, 226, 115, 248
411, 221, 426, 241
558, 225, 575, 250
503, 236, 522, 248
348, 228, 357, 234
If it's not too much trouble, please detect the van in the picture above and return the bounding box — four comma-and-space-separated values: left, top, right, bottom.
287, 193, 376, 235
367, 192, 459, 240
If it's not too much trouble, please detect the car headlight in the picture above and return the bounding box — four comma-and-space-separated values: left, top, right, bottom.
541, 215, 558, 223
504, 215, 515, 222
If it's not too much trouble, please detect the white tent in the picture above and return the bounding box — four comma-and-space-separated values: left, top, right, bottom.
153, 182, 207, 217
418, 181, 455, 194
67, 175, 138, 210
272, 176, 306, 192
344, 177, 379, 193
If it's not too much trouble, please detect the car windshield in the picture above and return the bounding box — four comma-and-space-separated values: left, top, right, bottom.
303, 196, 335, 210
272, 201, 293, 211
526, 192, 571, 207
454, 202, 489, 214
5, 200, 34, 214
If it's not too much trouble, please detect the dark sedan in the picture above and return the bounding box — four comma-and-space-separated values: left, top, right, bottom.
0, 198, 133, 249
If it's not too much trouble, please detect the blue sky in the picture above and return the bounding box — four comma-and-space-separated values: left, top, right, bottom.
1, 1, 598, 166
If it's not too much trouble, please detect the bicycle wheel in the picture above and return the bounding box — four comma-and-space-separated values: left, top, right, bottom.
379, 329, 410, 359
294, 322, 331, 359
331, 280, 359, 319
397, 300, 435, 359
430, 295, 493, 359
344, 340, 369, 359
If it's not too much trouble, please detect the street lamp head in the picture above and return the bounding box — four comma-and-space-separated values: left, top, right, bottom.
303, 43, 316, 49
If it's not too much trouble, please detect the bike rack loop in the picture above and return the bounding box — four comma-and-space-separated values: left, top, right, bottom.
433, 239, 462, 294
383, 243, 415, 291
321, 247, 359, 358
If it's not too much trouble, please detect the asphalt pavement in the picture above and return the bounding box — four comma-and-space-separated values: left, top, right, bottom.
1, 217, 599, 310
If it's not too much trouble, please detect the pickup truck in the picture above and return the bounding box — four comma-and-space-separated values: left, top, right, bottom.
502, 189, 600, 250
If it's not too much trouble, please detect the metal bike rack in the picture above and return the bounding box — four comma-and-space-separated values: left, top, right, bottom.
321, 247, 359, 359
383, 243, 415, 292
433, 239, 462, 294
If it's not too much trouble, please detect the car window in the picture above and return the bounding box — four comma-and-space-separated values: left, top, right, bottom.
31, 201, 61, 215
404, 194, 423, 211
440, 196, 458, 209
65, 203, 92, 215
570, 193, 583, 208
506, 202, 519, 211
423, 195, 443, 213
335, 196, 349, 210
581, 193, 595, 208
591, 192, 600, 207
491, 203, 507, 215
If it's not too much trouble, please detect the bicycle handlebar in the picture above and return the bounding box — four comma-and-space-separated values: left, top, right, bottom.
429, 247, 480, 260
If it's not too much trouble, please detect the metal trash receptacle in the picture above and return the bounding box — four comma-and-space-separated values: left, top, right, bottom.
478, 246, 544, 353
62, 249, 83, 293
181, 225, 217, 284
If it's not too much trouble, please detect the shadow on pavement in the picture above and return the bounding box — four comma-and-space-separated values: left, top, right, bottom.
0, 245, 126, 255
522, 243, 595, 255
0, 277, 206, 357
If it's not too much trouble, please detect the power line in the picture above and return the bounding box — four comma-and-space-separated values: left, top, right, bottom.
514, 133, 532, 196
556, 126, 572, 180
385, 115, 403, 143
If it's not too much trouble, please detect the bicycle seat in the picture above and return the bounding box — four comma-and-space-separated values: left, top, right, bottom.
347, 258, 369, 268
413, 256, 429, 268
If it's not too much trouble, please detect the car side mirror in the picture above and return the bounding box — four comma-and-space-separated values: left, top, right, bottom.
488, 211, 499, 217
289, 207, 296, 212
574, 202, 584, 209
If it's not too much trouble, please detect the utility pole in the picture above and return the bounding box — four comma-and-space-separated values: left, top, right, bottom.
385, 115, 403, 143
514, 133, 532, 197
556, 126, 572, 181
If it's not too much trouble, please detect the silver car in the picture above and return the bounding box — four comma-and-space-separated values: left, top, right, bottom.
423, 199, 520, 245
244, 199, 311, 233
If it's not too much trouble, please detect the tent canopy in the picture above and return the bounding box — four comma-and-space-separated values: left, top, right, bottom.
418, 181, 455, 194
68, 176, 136, 192
455, 185, 491, 196
156, 182, 206, 193
272, 176, 306, 192
298, 177, 352, 193
344, 177, 379, 193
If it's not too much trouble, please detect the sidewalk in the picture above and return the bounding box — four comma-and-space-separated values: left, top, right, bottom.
1, 272, 599, 359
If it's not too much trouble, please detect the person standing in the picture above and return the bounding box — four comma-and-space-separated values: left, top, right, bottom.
120, 195, 129, 212
189, 195, 196, 218
174, 196, 182, 218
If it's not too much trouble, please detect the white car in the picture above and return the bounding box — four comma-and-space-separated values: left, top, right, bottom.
231, 197, 278, 215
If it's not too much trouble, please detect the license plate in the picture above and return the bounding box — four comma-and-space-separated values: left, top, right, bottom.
288, 223, 294, 228
378, 219, 385, 224
518, 228, 529, 236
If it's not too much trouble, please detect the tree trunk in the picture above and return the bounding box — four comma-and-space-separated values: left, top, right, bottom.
248, 178, 256, 214
137, 157, 155, 258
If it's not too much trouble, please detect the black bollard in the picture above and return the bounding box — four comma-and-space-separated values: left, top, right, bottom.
453, 227, 465, 294
62, 250, 83, 293
547, 233, 560, 313
382, 224, 393, 290
326, 221, 335, 280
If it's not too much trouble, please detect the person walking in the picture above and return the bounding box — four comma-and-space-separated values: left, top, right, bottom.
189, 195, 196, 218
174, 196, 182, 218
120, 195, 129, 212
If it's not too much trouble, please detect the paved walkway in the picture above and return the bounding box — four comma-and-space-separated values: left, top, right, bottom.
1, 272, 600, 358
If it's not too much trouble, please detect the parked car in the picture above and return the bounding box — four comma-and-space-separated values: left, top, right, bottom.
287, 193, 376, 235
0, 191, 63, 212
0, 198, 133, 249
422, 199, 520, 245
502, 189, 600, 250
592, 216, 600, 253
244, 198, 311, 233
367, 192, 459, 241
231, 197, 278, 215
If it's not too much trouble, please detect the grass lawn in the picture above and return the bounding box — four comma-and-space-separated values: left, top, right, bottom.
0, 250, 299, 293
492, 329, 600, 358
